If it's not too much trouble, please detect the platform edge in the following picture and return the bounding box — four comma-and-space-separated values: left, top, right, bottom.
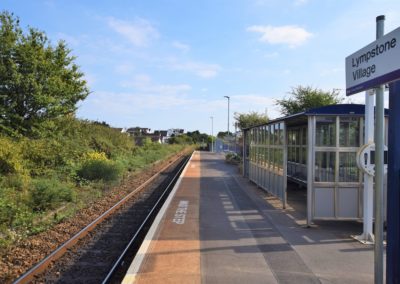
121, 151, 197, 284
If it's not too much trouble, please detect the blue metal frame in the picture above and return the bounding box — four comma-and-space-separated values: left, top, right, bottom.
387, 81, 400, 284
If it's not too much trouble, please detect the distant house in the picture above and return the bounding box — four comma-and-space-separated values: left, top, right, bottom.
122, 127, 184, 145
126, 127, 151, 136
112, 127, 124, 133
162, 128, 185, 143
154, 130, 168, 137
167, 128, 184, 137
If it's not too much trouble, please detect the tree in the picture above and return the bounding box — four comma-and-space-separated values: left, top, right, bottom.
0, 12, 89, 136
168, 134, 193, 145
275, 86, 343, 116
217, 131, 232, 139
234, 111, 268, 130
186, 130, 209, 144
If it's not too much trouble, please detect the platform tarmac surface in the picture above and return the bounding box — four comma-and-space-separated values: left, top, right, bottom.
123, 151, 375, 284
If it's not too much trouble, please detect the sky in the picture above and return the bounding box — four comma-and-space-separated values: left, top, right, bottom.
2, 0, 400, 134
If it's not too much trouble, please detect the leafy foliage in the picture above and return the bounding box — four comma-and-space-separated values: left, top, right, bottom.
225, 152, 242, 164
186, 130, 210, 144
0, 11, 89, 136
29, 178, 74, 212
77, 160, 121, 182
168, 134, 194, 145
0, 117, 188, 246
217, 131, 232, 138
234, 111, 268, 130
275, 86, 343, 116
0, 136, 24, 174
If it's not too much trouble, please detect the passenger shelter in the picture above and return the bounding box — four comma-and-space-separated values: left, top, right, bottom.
242, 104, 388, 225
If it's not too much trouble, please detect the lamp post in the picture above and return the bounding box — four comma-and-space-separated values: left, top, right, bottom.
224, 96, 230, 152
234, 122, 238, 154
224, 96, 230, 136
210, 116, 214, 152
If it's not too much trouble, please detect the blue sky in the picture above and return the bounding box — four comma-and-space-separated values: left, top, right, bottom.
2, 0, 400, 134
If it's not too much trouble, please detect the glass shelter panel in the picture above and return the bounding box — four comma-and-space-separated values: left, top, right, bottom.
340, 117, 360, 147
339, 152, 359, 182
315, 152, 335, 182
316, 117, 336, 146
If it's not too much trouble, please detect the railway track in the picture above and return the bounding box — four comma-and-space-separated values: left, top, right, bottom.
13, 153, 191, 284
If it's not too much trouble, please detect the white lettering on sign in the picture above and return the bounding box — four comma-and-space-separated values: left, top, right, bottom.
172, 200, 189, 224
345, 26, 400, 96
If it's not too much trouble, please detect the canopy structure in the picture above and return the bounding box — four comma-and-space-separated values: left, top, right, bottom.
243, 104, 388, 225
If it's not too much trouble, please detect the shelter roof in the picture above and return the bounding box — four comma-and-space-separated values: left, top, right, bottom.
243, 104, 389, 130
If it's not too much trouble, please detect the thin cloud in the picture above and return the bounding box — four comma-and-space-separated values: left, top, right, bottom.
121, 74, 192, 95
172, 41, 190, 52
114, 63, 135, 74
247, 25, 313, 47
294, 0, 309, 6
107, 17, 159, 47
168, 60, 221, 78
264, 51, 279, 59
84, 91, 197, 113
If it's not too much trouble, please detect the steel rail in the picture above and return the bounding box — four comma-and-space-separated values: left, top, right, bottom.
13, 153, 189, 284
101, 155, 191, 283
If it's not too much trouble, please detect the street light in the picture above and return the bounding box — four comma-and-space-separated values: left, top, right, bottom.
223, 96, 230, 152
210, 116, 214, 152
223, 96, 230, 136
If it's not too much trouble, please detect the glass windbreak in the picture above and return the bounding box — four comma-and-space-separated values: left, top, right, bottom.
300, 147, 307, 164
316, 117, 336, 146
269, 125, 274, 145
315, 152, 335, 182
339, 152, 359, 182
274, 124, 280, 145
279, 123, 284, 145
340, 117, 360, 147
276, 149, 283, 173
301, 127, 307, 145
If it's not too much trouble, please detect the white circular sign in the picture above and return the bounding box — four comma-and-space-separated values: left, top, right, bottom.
356, 143, 388, 176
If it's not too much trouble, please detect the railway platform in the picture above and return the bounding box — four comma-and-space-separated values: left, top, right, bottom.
123, 151, 376, 284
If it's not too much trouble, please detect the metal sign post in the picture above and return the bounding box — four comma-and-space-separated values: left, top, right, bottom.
374, 15, 385, 284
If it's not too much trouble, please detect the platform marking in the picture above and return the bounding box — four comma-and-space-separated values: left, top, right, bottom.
122, 152, 195, 284
172, 200, 189, 224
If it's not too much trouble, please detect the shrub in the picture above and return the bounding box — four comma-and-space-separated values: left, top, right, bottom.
225, 152, 242, 164
77, 160, 121, 182
0, 188, 33, 232
0, 136, 24, 174
84, 151, 109, 161
21, 139, 62, 176
0, 197, 19, 227
29, 179, 74, 212
0, 173, 31, 191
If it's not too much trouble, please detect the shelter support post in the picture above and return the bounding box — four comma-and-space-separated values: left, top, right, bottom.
354, 89, 375, 244
283, 122, 287, 209
306, 116, 314, 226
